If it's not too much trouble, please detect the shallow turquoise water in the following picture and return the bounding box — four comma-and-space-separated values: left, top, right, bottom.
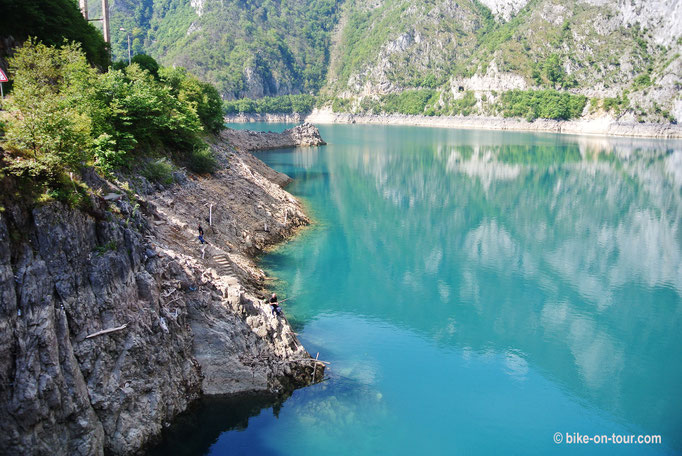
153, 125, 682, 455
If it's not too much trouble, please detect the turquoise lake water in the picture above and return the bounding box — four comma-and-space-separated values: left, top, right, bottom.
153, 125, 682, 455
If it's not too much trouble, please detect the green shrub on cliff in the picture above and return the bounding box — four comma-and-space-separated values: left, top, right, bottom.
497, 90, 587, 120
186, 144, 218, 174
3, 39, 97, 181
1, 40, 220, 196
381, 90, 438, 115
602, 94, 630, 116
142, 158, 175, 185
451, 91, 478, 116
131, 54, 160, 79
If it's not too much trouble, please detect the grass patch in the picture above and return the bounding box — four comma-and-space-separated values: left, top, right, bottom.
93, 240, 118, 255
187, 145, 218, 174
142, 158, 175, 185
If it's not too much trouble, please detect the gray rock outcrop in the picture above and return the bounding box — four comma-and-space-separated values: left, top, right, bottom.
221, 123, 327, 151
0, 134, 326, 455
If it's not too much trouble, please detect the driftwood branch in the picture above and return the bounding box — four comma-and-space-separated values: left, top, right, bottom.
85, 324, 127, 339
284, 357, 330, 366
312, 352, 319, 383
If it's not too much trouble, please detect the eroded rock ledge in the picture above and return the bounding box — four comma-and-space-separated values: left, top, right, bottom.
221, 122, 327, 151
0, 127, 325, 455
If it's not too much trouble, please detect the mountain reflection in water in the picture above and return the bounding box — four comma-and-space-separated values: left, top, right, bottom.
152, 126, 682, 456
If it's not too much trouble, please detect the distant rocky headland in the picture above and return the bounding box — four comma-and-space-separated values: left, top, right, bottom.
222, 122, 327, 150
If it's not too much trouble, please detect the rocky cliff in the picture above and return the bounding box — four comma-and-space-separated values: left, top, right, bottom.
0, 127, 326, 455
324, 0, 682, 123
104, 0, 681, 123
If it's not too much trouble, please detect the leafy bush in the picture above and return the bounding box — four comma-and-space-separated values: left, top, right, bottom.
416, 74, 442, 89
3, 39, 96, 178
451, 91, 477, 116
331, 97, 352, 113
143, 158, 175, 185
187, 145, 217, 174
131, 54, 160, 78
632, 71, 653, 90
160, 67, 224, 133
92, 133, 127, 173
94, 240, 119, 255
603, 94, 630, 115
543, 54, 564, 88
359, 97, 380, 113
2, 40, 225, 193
381, 90, 437, 115
497, 90, 587, 120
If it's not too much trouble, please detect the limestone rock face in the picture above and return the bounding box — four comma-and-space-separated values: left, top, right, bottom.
0, 203, 201, 456
479, 0, 529, 21
0, 134, 325, 455
323, 0, 682, 123
582, 0, 682, 46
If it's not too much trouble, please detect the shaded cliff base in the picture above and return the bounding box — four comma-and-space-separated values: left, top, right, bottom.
226, 110, 682, 139
0, 126, 327, 455
147, 392, 290, 456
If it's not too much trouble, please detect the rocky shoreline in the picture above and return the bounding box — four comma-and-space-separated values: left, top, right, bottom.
226, 109, 682, 139
0, 125, 327, 455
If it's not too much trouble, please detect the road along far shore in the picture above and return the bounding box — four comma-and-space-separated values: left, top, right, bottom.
225, 109, 682, 139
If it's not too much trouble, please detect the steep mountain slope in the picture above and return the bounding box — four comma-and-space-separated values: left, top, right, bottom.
107, 0, 682, 122
106, 0, 341, 100
0, 0, 109, 69
325, 0, 682, 122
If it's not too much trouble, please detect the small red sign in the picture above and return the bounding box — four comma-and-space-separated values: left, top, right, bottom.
0, 68, 8, 82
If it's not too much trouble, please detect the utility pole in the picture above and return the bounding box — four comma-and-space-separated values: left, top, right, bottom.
79, 0, 88, 20
78, 0, 110, 44
101, 0, 110, 43
119, 28, 131, 64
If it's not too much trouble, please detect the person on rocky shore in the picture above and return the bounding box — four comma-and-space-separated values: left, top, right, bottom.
269, 293, 282, 317
198, 225, 206, 244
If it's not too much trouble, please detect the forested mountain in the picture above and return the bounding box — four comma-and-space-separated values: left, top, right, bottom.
0, 0, 109, 68
106, 0, 341, 100
104, 0, 681, 122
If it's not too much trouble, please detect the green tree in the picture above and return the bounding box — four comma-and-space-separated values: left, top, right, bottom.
4, 40, 96, 178
3, 39, 221, 180
131, 53, 160, 78
543, 54, 566, 89
160, 67, 224, 133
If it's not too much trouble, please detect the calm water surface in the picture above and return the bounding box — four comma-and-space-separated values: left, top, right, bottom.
153, 125, 682, 455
